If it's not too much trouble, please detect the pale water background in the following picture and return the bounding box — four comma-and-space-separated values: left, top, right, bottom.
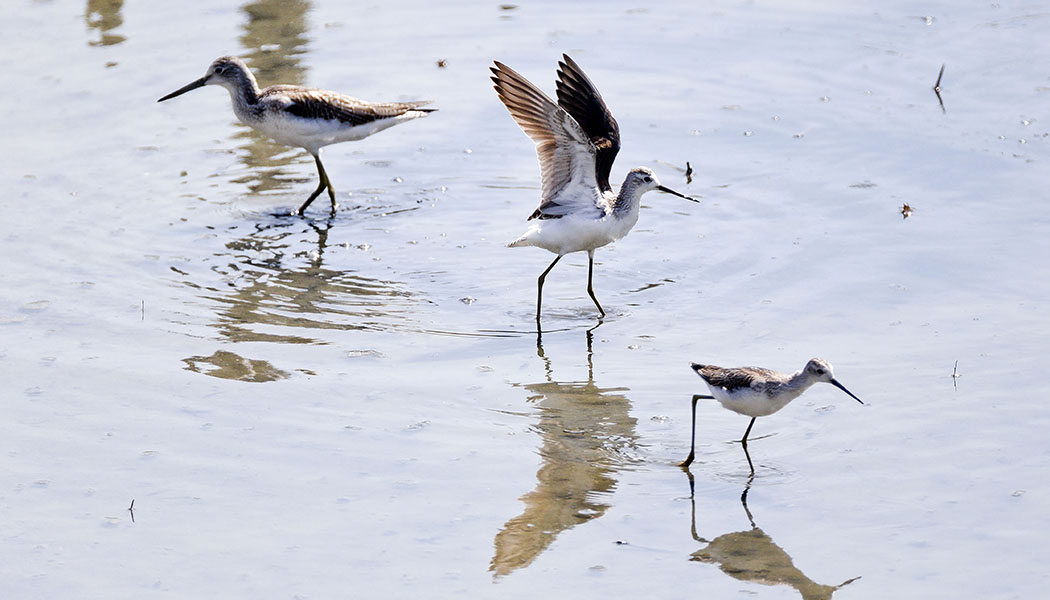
2, 1, 1050, 598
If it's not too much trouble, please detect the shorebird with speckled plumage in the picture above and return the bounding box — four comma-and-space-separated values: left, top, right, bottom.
681, 358, 863, 470
159, 56, 435, 216
491, 55, 697, 323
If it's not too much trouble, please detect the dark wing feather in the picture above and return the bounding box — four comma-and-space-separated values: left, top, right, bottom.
270, 86, 433, 126
491, 61, 603, 220
691, 364, 776, 391
555, 55, 620, 193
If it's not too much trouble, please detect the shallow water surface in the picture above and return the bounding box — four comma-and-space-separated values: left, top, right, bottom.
2, 1, 1050, 598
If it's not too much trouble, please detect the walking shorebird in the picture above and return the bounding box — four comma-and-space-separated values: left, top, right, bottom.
680, 358, 863, 470
158, 56, 435, 216
490, 55, 697, 323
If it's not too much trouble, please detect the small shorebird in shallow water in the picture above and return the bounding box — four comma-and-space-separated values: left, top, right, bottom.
158, 56, 435, 216
681, 358, 863, 470
490, 55, 697, 323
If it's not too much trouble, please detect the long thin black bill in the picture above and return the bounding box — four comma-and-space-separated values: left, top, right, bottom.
657, 185, 699, 203
830, 378, 864, 404
158, 76, 208, 102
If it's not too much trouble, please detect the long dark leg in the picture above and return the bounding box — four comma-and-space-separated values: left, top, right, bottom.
536, 255, 562, 325
741, 417, 757, 473
294, 153, 333, 216
741, 417, 756, 445
586, 250, 605, 317
323, 154, 336, 207
680, 394, 712, 468
742, 438, 755, 474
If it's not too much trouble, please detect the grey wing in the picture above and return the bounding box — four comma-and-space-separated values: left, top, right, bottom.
270, 86, 433, 125
491, 62, 603, 220
693, 365, 776, 391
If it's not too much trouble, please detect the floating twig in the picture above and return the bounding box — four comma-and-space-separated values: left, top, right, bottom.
128, 499, 135, 523
933, 63, 946, 114
685, 161, 694, 184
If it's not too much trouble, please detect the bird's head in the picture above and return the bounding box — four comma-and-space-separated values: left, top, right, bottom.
158, 56, 253, 102
805, 358, 863, 404
624, 168, 697, 202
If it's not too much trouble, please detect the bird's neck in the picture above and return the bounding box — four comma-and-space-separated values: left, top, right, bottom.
611, 180, 643, 218
222, 72, 262, 120
785, 370, 819, 393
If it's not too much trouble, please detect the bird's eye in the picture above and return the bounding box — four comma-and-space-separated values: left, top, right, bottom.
643, 176, 652, 183
214, 66, 225, 75
816, 369, 825, 375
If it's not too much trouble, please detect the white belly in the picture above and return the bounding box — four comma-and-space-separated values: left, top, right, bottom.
248, 111, 424, 153
509, 211, 639, 255
711, 387, 801, 418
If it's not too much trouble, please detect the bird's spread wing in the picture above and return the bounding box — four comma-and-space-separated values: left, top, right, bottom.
269, 86, 432, 126
555, 55, 620, 193
693, 365, 777, 392
491, 61, 602, 220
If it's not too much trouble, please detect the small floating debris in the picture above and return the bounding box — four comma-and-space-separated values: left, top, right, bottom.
934, 64, 946, 113
459, 296, 477, 305
347, 349, 384, 359
436, 59, 447, 68
900, 203, 913, 219
685, 161, 693, 184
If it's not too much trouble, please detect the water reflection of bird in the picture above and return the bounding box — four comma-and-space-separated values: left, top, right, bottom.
159, 56, 435, 216
188, 216, 414, 345
490, 325, 637, 577
85, 0, 126, 47
686, 471, 860, 600
681, 359, 863, 470
490, 55, 697, 323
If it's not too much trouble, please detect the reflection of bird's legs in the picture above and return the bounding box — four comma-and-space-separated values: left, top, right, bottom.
305, 217, 334, 267
740, 472, 756, 528
534, 330, 553, 381
680, 394, 713, 467
685, 469, 710, 543
295, 152, 335, 216
536, 255, 563, 324
584, 320, 602, 378
586, 249, 605, 317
